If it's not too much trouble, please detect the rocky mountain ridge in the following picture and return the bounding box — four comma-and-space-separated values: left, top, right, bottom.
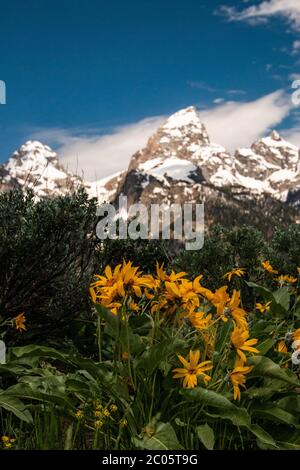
1, 106, 300, 232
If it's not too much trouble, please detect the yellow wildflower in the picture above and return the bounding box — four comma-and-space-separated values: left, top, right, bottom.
129, 301, 140, 312
275, 340, 288, 353
293, 328, 300, 341
90, 261, 156, 314
262, 260, 278, 274
230, 359, 253, 400
95, 419, 104, 429
103, 408, 110, 417
172, 350, 213, 388
14, 313, 26, 332
211, 287, 248, 329
231, 324, 259, 363
256, 301, 272, 314
1, 435, 15, 449
189, 311, 212, 330
277, 275, 297, 284
156, 262, 187, 283
95, 401, 103, 411
110, 404, 118, 412
75, 409, 84, 419
223, 268, 246, 282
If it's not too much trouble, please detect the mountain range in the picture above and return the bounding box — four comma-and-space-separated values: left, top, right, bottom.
1, 106, 300, 233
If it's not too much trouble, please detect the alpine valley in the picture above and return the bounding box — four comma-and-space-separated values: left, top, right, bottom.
1, 106, 300, 234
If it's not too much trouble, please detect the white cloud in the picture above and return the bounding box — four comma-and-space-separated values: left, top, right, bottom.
33, 117, 165, 181
289, 73, 300, 80
32, 90, 294, 180
282, 126, 300, 146
218, 0, 300, 30
200, 90, 292, 150
292, 40, 300, 54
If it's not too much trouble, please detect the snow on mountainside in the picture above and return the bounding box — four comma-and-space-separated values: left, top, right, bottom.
0, 140, 119, 202
85, 171, 125, 203
0, 141, 84, 197
235, 130, 300, 200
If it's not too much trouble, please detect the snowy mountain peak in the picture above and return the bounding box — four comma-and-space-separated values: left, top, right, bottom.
270, 130, 281, 142
0, 140, 84, 198
14, 140, 58, 161
160, 106, 210, 145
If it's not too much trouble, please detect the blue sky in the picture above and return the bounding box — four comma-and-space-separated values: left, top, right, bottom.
0, 0, 300, 179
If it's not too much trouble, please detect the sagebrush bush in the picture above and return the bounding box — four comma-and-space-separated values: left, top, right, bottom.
0, 189, 98, 349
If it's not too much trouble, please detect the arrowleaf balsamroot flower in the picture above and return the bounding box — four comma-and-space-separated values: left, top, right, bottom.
277, 275, 297, 285
172, 350, 213, 388
262, 260, 278, 274
293, 328, 300, 341
14, 313, 26, 333
90, 261, 156, 314
189, 311, 212, 330
223, 268, 246, 282
275, 340, 288, 353
256, 301, 272, 314
231, 324, 259, 363
230, 359, 253, 401
211, 287, 248, 329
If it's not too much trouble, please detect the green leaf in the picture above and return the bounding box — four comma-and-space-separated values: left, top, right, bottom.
253, 405, 299, 427
96, 304, 145, 355
134, 422, 183, 450
256, 338, 276, 356
182, 388, 251, 427
276, 441, 300, 450
196, 424, 215, 450
137, 338, 185, 376
9, 344, 69, 363
0, 393, 32, 423
249, 356, 299, 386
273, 287, 290, 311
246, 379, 286, 399
4, 383, 75, 413
246, 282, 290, 315
246, 282, 273, 300
248, 424, 277, 448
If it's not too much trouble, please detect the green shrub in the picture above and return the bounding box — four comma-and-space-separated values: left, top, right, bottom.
0, 189, 98, 349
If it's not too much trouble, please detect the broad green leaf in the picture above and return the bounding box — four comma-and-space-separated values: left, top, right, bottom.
9, 344, 69, 363
249, 356, 299, 386
0, 393, 32, 423
246, 282, 289, 315
204, 407, 251, 427
273, 287, 290, 311
96, 304, 145, 355
248, 424, 277, 447
256, 338, 276, 356
137, 338, 185, 376
253, 405, 299, 427
196, 424, 215, 450
246, 282, 273, 300
134, 422, 182, 450
276, 441, 300, 450
246, 379, 286, 399
4, 383, 75, 413
183, 388, 251, 427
